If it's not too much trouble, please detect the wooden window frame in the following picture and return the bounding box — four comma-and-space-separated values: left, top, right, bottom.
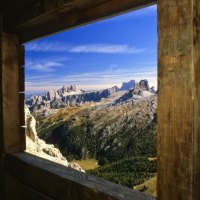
1, 0, 200, 199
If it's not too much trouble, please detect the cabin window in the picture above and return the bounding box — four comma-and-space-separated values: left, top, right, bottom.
24, 5, 157, 197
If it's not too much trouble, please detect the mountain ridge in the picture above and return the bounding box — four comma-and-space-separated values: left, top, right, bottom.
26, 79, 155, 111
28, 78, 157, 192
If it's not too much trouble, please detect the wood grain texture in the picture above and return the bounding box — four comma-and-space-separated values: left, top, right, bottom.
193, 0, 200, 199
18, 45, 26, 151
0, 33, 25, 153
3, 0, 156, 43
157, 0, 200, 199
2, 0, 200, 199
2, 33, 21, 153
0, 17, 3, 154
5, 174, 53, 200
0, 15, 6, 200
19, 45, 25, 92
5, 152, 154, 200
19, 93, 26, 152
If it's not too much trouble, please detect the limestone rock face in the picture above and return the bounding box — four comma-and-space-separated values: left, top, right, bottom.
45, 90, 60, 101
26, 85, 119, 110
25, 105, 84, 172
29, 95, 43, 106
25, 105, 37, 142
26, 81, 154, 111
57, 85, 84, 96
120, 80, 151, 92
61, 86, 119, 106
151, 86, 156, 93
139, 79, 150, 91
120, 80, 135, 90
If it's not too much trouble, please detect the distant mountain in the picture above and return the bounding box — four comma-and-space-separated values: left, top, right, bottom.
138, 79, 150, 91
120, 79, 151, 91
29, 79, 157, 191
37, 94, 157, 162
57, 85, 84, 97
26, 80, 155, 111
26, 85, 120, 111
120, 80, 135, 90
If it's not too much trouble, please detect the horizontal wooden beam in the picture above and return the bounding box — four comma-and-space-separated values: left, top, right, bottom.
5, 152, 154, 200
3, 0, 157, 43
5, 174, 53, 200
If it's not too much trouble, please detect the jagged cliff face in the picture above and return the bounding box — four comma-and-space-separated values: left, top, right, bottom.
26, 85, 119, 111
25, 106, 84, 172
26, 80, 155, 112
120, 80, 136, 90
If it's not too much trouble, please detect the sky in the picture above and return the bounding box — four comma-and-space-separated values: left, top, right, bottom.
25, 5, 157, 94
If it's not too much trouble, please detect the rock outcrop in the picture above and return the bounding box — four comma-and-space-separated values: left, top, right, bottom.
120, 79, 151, 92
139, 79, 150, 91
26, 80, 155, 112
26, 85, 119, 111
120, 80, 135, 90
116, 79, 154, 103
25, 105, 84, 172
61, 86, 119, 106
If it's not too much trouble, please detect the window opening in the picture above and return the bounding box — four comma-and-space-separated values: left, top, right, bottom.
25, 5, 157, 197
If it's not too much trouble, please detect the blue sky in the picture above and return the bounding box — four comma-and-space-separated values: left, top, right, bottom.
25, 5, 157, 94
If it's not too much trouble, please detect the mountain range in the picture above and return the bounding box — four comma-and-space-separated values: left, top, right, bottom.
26, 79, 156, 111
26, 79, 157, 193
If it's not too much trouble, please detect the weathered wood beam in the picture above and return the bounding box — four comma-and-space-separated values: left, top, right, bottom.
193, 0, 200, 198
0, 25, 26, 199
3, 0, 156, 43
0, 17, 3, 156
5, 152, 154, 200
19, 45, 26, 152
1, 33, 25, 153
5, 175, 53, 200
157, 0, 200, 199
0, 15, 5, 200
3, 0, 108, 31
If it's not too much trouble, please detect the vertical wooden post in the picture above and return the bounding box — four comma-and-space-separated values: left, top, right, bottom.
0, 15, 5, 199
1, 33, 24, 153
19, 45, 26, 152
157, 0, 200, 199
193, 0, 200, 199
0, 22, 25, 200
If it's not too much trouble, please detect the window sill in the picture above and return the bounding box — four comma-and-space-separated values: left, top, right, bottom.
4, 152, 154, 200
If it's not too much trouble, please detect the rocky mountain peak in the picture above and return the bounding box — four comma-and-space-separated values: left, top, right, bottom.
69, 85, 78, 90
57, 85, 84, 96
61, 85, 68, 92
26, 80, 155, 111
139, 79, 150, 91
120, 80, 135, 91
46, 90, 60, 101
120, 79, 151, 92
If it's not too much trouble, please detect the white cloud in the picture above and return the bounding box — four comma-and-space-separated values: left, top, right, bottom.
26, 42, 145, 54
26, 57, 67, 72
25, 65, 157, 93
69, 44, 144, 54
27, 61, 64, 72
26, 41, 70, 52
